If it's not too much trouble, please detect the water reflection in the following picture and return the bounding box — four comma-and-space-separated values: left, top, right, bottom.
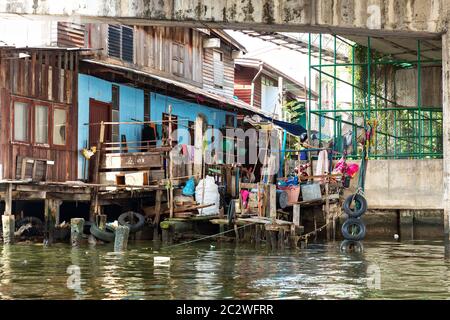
0, 241, 449, 299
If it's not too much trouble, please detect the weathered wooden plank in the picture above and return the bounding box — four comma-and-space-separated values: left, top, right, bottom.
101, 152, 163, 170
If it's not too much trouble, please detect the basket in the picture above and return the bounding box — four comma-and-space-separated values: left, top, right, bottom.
278, 185, 300, 204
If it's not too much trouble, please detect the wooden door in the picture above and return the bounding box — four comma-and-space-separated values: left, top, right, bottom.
89, 99, 111, 181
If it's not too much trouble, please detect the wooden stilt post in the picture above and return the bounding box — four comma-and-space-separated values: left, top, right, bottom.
265, 229, 272, 250
234, 223, 239, 243
255, 224, 261, 247
168, 105, 174, 219
278, 228, 285, 250
194, 114, 204, 180
270, 230, 277, 250
44, 199, 59, 245
291, 204, 301, 249
153, 189, 162, 241
325, 178, 331, 241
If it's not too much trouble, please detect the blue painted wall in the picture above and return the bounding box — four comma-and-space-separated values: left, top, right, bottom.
78, 74, 236, 180
78, 74, 144, 179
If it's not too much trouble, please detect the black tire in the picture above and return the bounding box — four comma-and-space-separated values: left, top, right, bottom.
90, 224, 116, 242
343, 194, 367, 218
118, 211, 145, 233
341, 218, 366, 241
16, 216, 44, 237
339, 240, 364, 253
16, 216, 43, 228
83, 221, 92, 235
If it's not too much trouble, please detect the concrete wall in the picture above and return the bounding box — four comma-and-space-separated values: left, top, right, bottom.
346, 159, 443, 210
395, 66, 442, 107
0, 0, 445, 36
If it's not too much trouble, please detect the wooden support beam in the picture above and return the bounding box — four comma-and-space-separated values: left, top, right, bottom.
193, 114, 204, 180
153, 189, 163, 241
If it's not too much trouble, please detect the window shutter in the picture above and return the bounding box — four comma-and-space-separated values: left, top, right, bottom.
108, 25, 121, 59
213, 51, 224, 88
121, 26, 134, 63
108, 25, 134, 62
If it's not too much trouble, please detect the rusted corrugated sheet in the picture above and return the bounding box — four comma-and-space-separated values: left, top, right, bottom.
57, 22, 86, 48
234, 66, 261, 108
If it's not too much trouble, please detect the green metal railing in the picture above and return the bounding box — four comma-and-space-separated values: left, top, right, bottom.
307, 34, 443, 160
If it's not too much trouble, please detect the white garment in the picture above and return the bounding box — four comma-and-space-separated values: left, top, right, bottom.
315, 150, 329, 178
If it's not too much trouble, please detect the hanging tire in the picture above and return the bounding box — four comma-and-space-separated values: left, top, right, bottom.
16, 216, 44, 237
118, 211, 145, 233
90, 224, 116, 242
343, 194, 367, 218
341, 218, 366, 241
339, 240, 364, 253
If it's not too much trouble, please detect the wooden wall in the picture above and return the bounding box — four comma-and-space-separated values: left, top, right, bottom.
0, 49, 78, 182
234, 65, 262, 109
202, 42, 235, 99
89, 24, 204, 86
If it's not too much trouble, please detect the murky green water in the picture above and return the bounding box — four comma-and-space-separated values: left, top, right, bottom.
0, 240, 449, 299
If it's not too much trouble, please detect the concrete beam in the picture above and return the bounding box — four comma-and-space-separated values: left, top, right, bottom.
0, 0, 445, 39
442, 29, 450, 241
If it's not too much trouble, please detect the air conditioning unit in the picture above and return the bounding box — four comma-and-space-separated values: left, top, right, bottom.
203, 38, 221, 48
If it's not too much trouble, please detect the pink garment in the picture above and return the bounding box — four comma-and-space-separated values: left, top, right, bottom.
240, 190, 250, 209
181, 144, 188, 156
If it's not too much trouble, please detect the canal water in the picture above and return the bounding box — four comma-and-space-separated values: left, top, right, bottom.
0, 240, 449, 299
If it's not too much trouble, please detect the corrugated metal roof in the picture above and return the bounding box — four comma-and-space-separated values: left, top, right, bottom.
82, 59, 273, 118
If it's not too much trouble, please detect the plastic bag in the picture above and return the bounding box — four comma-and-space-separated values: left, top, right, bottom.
195, 176, 220, 216
182, 177, 195, 196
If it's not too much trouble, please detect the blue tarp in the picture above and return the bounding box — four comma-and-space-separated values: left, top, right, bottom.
260, 116, 307, 136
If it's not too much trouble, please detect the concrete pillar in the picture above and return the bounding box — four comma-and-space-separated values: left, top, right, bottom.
114, 225, 130, 252
70, 218, 85, 247
442, 30, 450, 241
2, 183, 14, 244
2, 215, 14, 244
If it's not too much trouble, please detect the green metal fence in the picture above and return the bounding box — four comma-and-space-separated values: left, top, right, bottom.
307, 34, 443, 159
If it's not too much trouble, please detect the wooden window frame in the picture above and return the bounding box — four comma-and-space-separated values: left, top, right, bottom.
171, 42, 185, 77
33, 101, 51, 148
213, 50, 224, 89
12, 98, 31, 144
11, 97, 68, 148
52, 105, 69, 149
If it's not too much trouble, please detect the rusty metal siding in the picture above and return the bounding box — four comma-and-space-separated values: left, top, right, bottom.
57, 22, 86, 48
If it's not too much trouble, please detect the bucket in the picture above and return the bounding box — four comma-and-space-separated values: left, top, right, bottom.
300, 150, 308, 160
278, 185, 300, 204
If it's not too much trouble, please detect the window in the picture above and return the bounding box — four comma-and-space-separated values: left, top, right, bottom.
225, 115, 235, 127
111, 85, 120, 143
172, 42, 184, 77
188, 121, 194, 145
213, 51, 224, 88
14, 101, 29, 142
53, 108, 67, 145
144, 92, 150, 121
35, 105, 49, 144
108, 25, 134, 63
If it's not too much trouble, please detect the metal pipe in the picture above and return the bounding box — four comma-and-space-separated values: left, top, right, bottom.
250, 62, 264, 107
